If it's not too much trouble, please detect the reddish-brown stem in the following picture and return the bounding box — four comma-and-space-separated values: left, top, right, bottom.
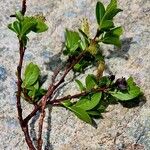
37, 85, 54, 150
16, 40, 36, 150
49, 87, 107, 105
15, 1, 37, 149
37, 52, 85, 149
22, 0, 27, 15
21, 24, 101, 149
24, 52, 85, 123
16, 41, 24, 124
37, 97, 46, 150
54, 52, 85, 90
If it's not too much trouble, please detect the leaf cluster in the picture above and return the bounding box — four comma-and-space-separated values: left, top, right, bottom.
63, 0, 123, 73
96, 0, 123, 47
8, 0, 143, 127
22, 63, 47, 104
61, 75, 141, 125
8, 11, 48, 45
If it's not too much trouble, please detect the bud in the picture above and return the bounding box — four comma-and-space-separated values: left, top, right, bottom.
109, 75, 115, 81
81, 18, 90, 36
97, 60, 105, 79
87, 41, 97, 55
115, 77, 127, 90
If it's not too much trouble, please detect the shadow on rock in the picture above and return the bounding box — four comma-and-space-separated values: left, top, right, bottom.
30, 111, 40, 147
119, 95, 146, 108
106, 37, 135, 60
44, 106, 53, 150
29, 106, 53, 150
44, 52, 63, 71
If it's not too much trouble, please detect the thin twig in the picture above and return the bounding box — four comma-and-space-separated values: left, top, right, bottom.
24, 52, 85, 121
16, 40, 36, 150
22, 0, 27, 15
49, 87, 107, 105
15, 1, 36, 149
37, 84, 54, 150
23, 26, 100, 149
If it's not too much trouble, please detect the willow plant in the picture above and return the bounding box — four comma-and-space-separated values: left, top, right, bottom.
8, 0, 142, 149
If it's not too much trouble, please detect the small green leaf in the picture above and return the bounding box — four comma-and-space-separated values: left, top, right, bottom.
87, 110, 100, 116
106, 26, 123, 37
110, 77, 141, 101
73, 63, 82, 72
78, 29, 89, 50
100, 20, 114, 30
65, 29, 80, 53
34, 88, 47, 100
33, 81, 39, 90
28, 88, 36, 98
69, 106, 93, 125
61, 100, 73, 108
73, 59, 89, 72
21, 17, 37, 36
74, 92, 102, 110
8, 21, 21, 35
32, 18, 48, 33
23, 62, 40, 88
38, 88, 47, 95
99, 76, 111, 87
8, 23, 17, 33
75, 79, 85, 92
15, 11, 24, 21
102, 35, 121, 47
101, 0, 122, 22
97, 104, 107, 113
106, 0, 117, 11
96, 1, 105, 25
104, 8, 122, 20
85, 74, 97, 90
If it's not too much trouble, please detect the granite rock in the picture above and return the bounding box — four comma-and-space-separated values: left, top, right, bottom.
0, 0, 150, 150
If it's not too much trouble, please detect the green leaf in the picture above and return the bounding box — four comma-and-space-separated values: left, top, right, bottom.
73, 59, 89, 72
69, 106, 93, 125
87, 110, 101, 116
8, 21, 21, 35
33, 81, 39, 90
73, 63, 82, 72
97, 104, 107, 113
78, 29, 89, 50
106, 26, 123, 37
21, 17, 37, 36
104, 8, 122, 20
100, 20, 114, 30
34, 88, 47, 100
32, 18, 48, 33
85, 74, 97, 90
74, 92, 102, 110
65, 29, 80, 53
102, 35, 121, 47
101, 0, 122, 22
15, 11, 24, 21
38, 88, 47, 95
75, 79, 85, 92
110, 77, 141, 101
96, 1, 105, 25
61, 100, 73, 108
28, 88, 37, 99
106, 0, 117, 11
23, 62, 40, 88
99, 76, 111, 87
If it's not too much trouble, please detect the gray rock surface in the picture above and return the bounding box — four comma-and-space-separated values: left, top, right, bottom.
0, 0, 150, 149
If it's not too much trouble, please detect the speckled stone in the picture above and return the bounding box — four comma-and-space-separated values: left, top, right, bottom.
0, 0, 150, 150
